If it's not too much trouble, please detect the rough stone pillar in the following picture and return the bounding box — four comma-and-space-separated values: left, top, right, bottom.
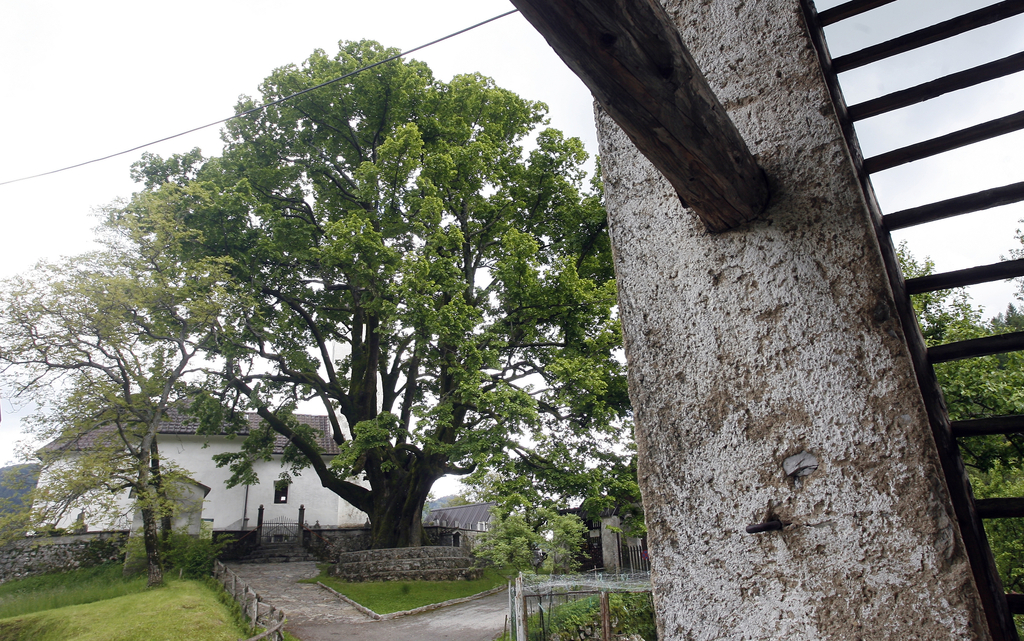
596, 1, 990, 638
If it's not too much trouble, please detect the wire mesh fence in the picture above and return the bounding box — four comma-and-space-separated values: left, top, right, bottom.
508, 573, 655, 641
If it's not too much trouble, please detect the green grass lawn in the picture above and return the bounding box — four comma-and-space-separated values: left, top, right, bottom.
0, 564, 263, 641
0, 579, 250, 641
0, 564, 147, 620
308, 566, 508, 614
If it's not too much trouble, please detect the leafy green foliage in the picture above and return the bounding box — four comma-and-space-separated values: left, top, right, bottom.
0, 465, 38, 514
519, 592, 656, 641
115, 40, 629, 548
473, 506, 586, 574
0, 195, 233, 582
540, 509, 587, 574
897, 243, 1024, 471
161, 532, 231, 580
473, 511, 541, 573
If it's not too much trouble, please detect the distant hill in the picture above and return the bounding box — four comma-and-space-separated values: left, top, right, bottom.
0, 464, 39, 512
426, 495, 457, 512
426, 494, 476, 513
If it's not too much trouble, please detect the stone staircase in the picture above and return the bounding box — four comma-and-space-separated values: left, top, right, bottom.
234, 542, 318, 564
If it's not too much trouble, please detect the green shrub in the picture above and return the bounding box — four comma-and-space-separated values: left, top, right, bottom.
528, 592, 656, 641
162, 531, 231, 579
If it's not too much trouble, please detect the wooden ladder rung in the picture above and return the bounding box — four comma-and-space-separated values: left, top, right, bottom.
953, 415, 1024, 437
929, 332, 1024, 363
818, 0, 898, 26
977, 498, 1024, 519
833, 1, 1024, 73
884, 182, 1024, 230
865, 110, 1024, 174
849, 52, 1024, 121
905, 259, 1024, 295
1005, 593, 1024, 615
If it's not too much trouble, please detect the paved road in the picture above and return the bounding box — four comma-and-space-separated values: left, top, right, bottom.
226, 561, 508, 641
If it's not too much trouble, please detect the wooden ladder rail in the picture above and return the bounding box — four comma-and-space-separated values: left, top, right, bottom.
800, 0, 1024, 638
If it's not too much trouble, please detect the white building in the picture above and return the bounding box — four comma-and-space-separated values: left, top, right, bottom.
42, 411, 367, 534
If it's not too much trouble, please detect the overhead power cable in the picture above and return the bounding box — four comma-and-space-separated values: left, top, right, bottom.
0, 9, 519, 188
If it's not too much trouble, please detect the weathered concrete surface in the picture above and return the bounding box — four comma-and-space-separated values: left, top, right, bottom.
225, 561, 369, 626
596, 1, 989, 639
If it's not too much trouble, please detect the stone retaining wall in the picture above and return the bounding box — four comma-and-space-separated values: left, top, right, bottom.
331, 546, 482, 582
0, 531, 128, 584
303, 527, 372, 562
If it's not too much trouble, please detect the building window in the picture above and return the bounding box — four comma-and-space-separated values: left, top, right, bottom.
274, 481, 289, 504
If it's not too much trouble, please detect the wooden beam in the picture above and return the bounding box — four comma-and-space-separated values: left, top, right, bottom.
977, 498, 1024, 519
508, 0, 770, 232
1006, 593, 1024, 615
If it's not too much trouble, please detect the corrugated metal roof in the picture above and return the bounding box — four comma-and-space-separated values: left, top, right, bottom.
423, 502, 496, 530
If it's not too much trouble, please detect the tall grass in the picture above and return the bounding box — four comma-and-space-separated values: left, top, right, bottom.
0, 564, 146, 619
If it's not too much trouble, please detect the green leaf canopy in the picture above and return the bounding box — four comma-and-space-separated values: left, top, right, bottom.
124, 41, 628, 548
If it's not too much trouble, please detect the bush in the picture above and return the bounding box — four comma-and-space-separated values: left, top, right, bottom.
162, 531, 231, 579
528, 592, 656, 641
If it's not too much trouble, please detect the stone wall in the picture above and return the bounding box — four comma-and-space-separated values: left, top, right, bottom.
303, 527, 372, 562
423, 526, 486, 551
596, 0, 989, 638
0, 531, 127, 584
331, 546, 482, 582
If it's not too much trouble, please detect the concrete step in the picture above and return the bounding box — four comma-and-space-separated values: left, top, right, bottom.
237, 544, 317, 563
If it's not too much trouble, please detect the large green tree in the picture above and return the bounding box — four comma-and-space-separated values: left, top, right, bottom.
124, 41, 628, 549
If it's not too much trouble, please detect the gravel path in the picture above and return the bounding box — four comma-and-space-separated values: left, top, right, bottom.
226, 561, 508, 641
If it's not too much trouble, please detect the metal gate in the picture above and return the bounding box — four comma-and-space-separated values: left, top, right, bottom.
260, 516, 299, 544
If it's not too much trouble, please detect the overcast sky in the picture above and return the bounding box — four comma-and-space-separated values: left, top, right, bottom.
1, 1, 1022, 481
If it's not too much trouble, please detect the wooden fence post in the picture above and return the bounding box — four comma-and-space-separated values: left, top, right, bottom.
514, 573, 526, 641
600, 591, 611, 641
256, 505, 264, 547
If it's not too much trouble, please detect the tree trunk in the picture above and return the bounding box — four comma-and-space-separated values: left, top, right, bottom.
150, 439, 173, 541
367, 472, 436, 549
141, 501, 164, 587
